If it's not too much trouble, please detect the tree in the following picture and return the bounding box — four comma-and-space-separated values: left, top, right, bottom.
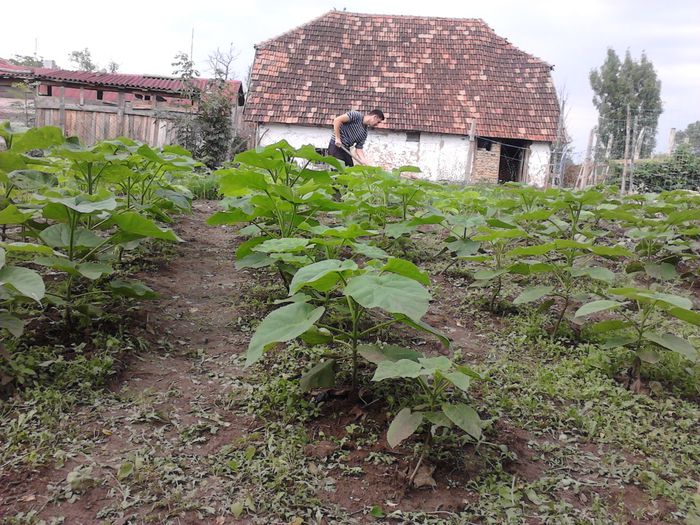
207, 43, 239, 81
9, 55, 43, 68
676, 121, 700, 155
590, 49, 662, 159
171, 52, 201, 155
106, 61, 120, 73
68, 48, 97, 72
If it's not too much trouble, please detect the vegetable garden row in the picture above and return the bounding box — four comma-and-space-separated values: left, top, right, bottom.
206, 140, 700, 461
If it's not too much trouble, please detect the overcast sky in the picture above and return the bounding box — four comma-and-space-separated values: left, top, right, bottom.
2, 0, 699, 159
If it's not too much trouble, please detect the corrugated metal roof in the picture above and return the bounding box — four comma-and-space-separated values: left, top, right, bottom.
0, 59, 243, 98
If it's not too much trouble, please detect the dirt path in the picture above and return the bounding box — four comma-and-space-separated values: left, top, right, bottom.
1, 201, 261, 524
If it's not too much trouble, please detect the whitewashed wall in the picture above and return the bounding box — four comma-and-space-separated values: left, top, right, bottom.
526, 142, 552, 187
257, 123, 469, 182
257, 123, 551, 185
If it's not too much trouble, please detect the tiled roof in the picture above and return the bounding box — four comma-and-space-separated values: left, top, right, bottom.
246, 11, 560, 142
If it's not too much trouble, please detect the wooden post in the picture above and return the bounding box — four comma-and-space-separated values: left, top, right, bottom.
117, 92, 125, 136
629, 127, 646, 193
621, 105, 632, 194
58, 85, 66, 131
465, 119, 476, 182
668, 128, 676, 154
79, 87, 85, 106
576, 126, 596, 189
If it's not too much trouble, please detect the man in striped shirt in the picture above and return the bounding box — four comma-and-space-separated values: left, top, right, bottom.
328, 109, 385, 166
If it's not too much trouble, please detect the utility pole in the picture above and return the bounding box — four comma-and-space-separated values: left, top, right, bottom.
621, 105, 632, 194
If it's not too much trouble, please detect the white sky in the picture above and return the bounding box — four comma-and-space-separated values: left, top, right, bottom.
2, 0, 699, 160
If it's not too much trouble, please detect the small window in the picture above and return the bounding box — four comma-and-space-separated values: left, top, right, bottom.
406, 131, 421, 142
144, 95, 151, 101
477, 137, 492, 151
45, 85, 53, 96
96, 90, 104, 100
134, 93, 143, 100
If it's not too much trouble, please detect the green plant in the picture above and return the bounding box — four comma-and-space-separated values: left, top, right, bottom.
575, 288, 700, 390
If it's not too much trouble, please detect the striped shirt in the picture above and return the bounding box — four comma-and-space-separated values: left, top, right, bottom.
331, 110, 368, 149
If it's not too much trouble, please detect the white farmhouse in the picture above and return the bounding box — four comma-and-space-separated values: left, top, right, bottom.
245, 11, 560, 186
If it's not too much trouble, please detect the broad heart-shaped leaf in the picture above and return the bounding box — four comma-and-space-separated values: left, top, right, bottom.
381, 258, 430, 286
9, 170, 58, 191
443, 371, 471, 392
418, 356, 452, 374
447, 239, 480, 257
206, 209, 252, 225
289, 259, 358, 294
300, 360, 336, 392
0, 205, 33, 225
384, 221, 416, 239
34, 255, 79, 276
218, 169, 269, 196
235, 253, 273, 269
570, 266, 616, 283
77, 262, 113, 280
358, 344, 422, 364
372, 359, 424, 381
39, 224, 104, 249
589, 245, 633, 258
253, 237, 309, 254
387, 408, 424, 448
0, 266, 45, 302
0, 242, 54, 256
112, 212, 181, 242
473, 268, 508, 281
351, 242, 389, 260
41, 194, 118, 215
10, 126, 64, 153
109, 279, 157, 299
589, 319, 631, 334
513, 285, 554, 305
574, 300, 627, 318
643, 332, 699, 363
0, 311, 24, 337
246, 303, 325, 366
668, 307, 700, 326
345, 273, 430, 320
442, 403, 482, 440
643, 262, 678, 281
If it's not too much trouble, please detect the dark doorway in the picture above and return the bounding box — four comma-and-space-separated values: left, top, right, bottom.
498, 139, 529, 183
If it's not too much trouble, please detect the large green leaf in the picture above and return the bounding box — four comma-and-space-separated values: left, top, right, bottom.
380, 258, 430, 286
372, 359, 424, 381
254, 237, 309, 254
39, 224, 104, 249
442, 403, 482, 439
513, 285, 554, 305
643, 332, 699, 362
246, 303, 325, 366
11, 126, 64, 153
0, 205, 33, 225
358, 344, 422, 364
387, 408, 423, 448
570, 267, 616, 283
345, 273, 430, 320
393, 314, 451, 348
574, 300, 627, 318
0, 242, 54, 255
443, 371, 471, 392
0, 311, 24, 337
112, 212, 181, 242
289, 259, 358, 294
0, 266, 45, 301
218, 170, 269, 196
668, 307, 700, 326
207, 209, 252, 225
299, 360, 336, 391
109, 279, 157, 299
77, 262, 113, 280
